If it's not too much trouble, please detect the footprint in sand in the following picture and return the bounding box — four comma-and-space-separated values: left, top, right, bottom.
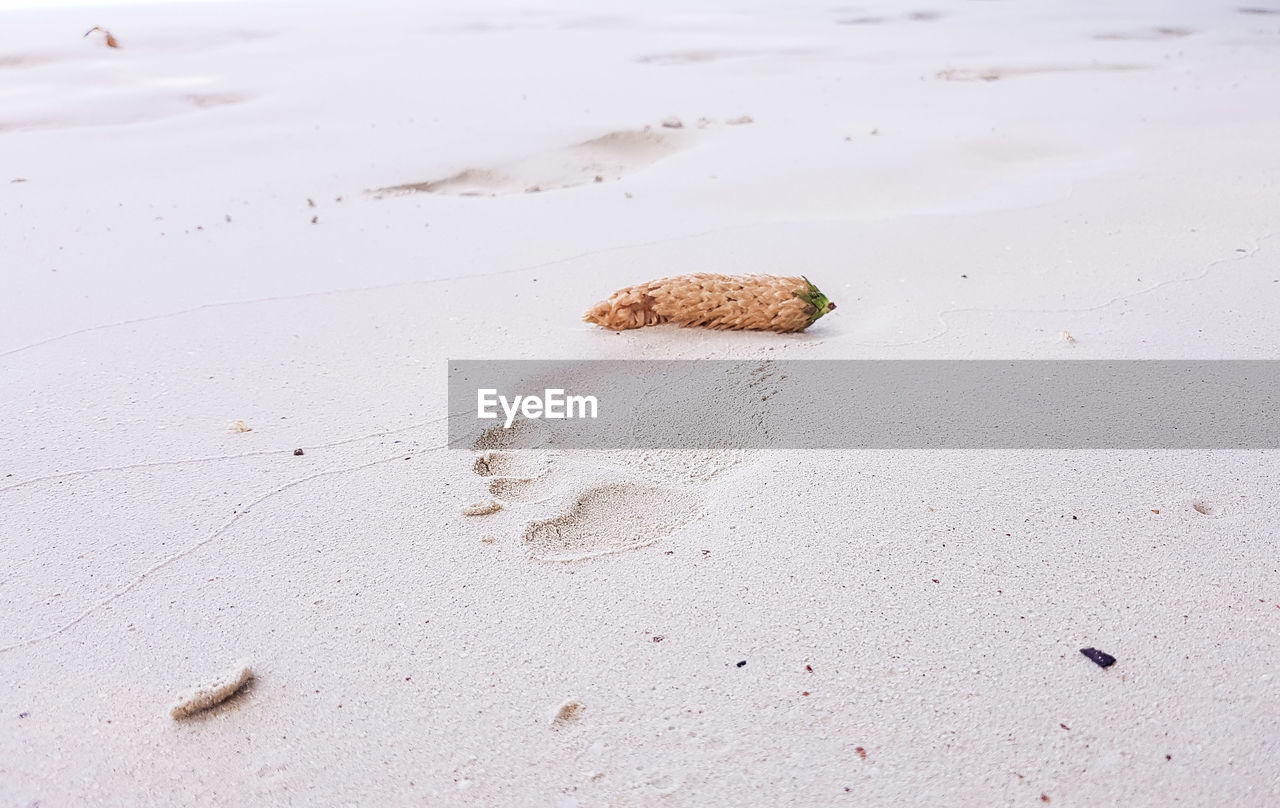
373, 128, 685, 197
0, 90, 251, 133
1093, 27, 1195, 41
936, 64, 1145, 82
456, 361, 795, 559
836, 10, 942, 25
462, 426, 744, 561
521, 483, 705, 562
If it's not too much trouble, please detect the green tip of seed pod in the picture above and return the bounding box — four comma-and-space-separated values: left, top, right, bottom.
799, 277, 837, 328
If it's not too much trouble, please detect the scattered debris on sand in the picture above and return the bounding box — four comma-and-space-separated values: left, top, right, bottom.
170, 660, 253, 719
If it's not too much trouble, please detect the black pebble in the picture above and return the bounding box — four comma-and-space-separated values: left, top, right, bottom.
18, 712, 29, 718
293, 448, 304, 456
736, 660, 747, 668
1080, 647, 1116, 668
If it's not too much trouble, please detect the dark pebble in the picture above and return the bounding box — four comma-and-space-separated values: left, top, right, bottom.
1080, 647, 1116, 668
293, 448, 305, 456
736, 660, 746, 668
18, 712, 29, 718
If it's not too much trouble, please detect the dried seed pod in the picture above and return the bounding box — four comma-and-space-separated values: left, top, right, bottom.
584, 273, 836, 333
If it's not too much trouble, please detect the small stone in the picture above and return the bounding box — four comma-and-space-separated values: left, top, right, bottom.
726, 114, 753, 126
1080, 647, 1116, 668
660, 116, 684, 129
293, 448, 304, 456
735, 660, 746, 668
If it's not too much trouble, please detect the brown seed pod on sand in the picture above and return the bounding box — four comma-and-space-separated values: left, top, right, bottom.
583, 273, 836, 333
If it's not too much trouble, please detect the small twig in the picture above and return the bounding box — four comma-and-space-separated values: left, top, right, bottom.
83, 26, 120, 48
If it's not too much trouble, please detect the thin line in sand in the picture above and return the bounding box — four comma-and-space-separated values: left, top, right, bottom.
0, 445, 444, 655
0, 413, 458, 494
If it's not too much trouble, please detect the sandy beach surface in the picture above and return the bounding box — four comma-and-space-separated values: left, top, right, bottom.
2, 0, 1279, 804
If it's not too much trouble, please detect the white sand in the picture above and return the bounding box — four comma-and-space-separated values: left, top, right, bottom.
2, 0, 1279, 804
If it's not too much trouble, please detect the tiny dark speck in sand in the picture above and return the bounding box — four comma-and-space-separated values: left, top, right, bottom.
736, 660, 747, 668
293, 448, 304, 456
855, 747, 867, 759
1041, 795, 1051, 803
1080, 647, 1116, 668
18, 712, 29, 718
652, 636, 664, 643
